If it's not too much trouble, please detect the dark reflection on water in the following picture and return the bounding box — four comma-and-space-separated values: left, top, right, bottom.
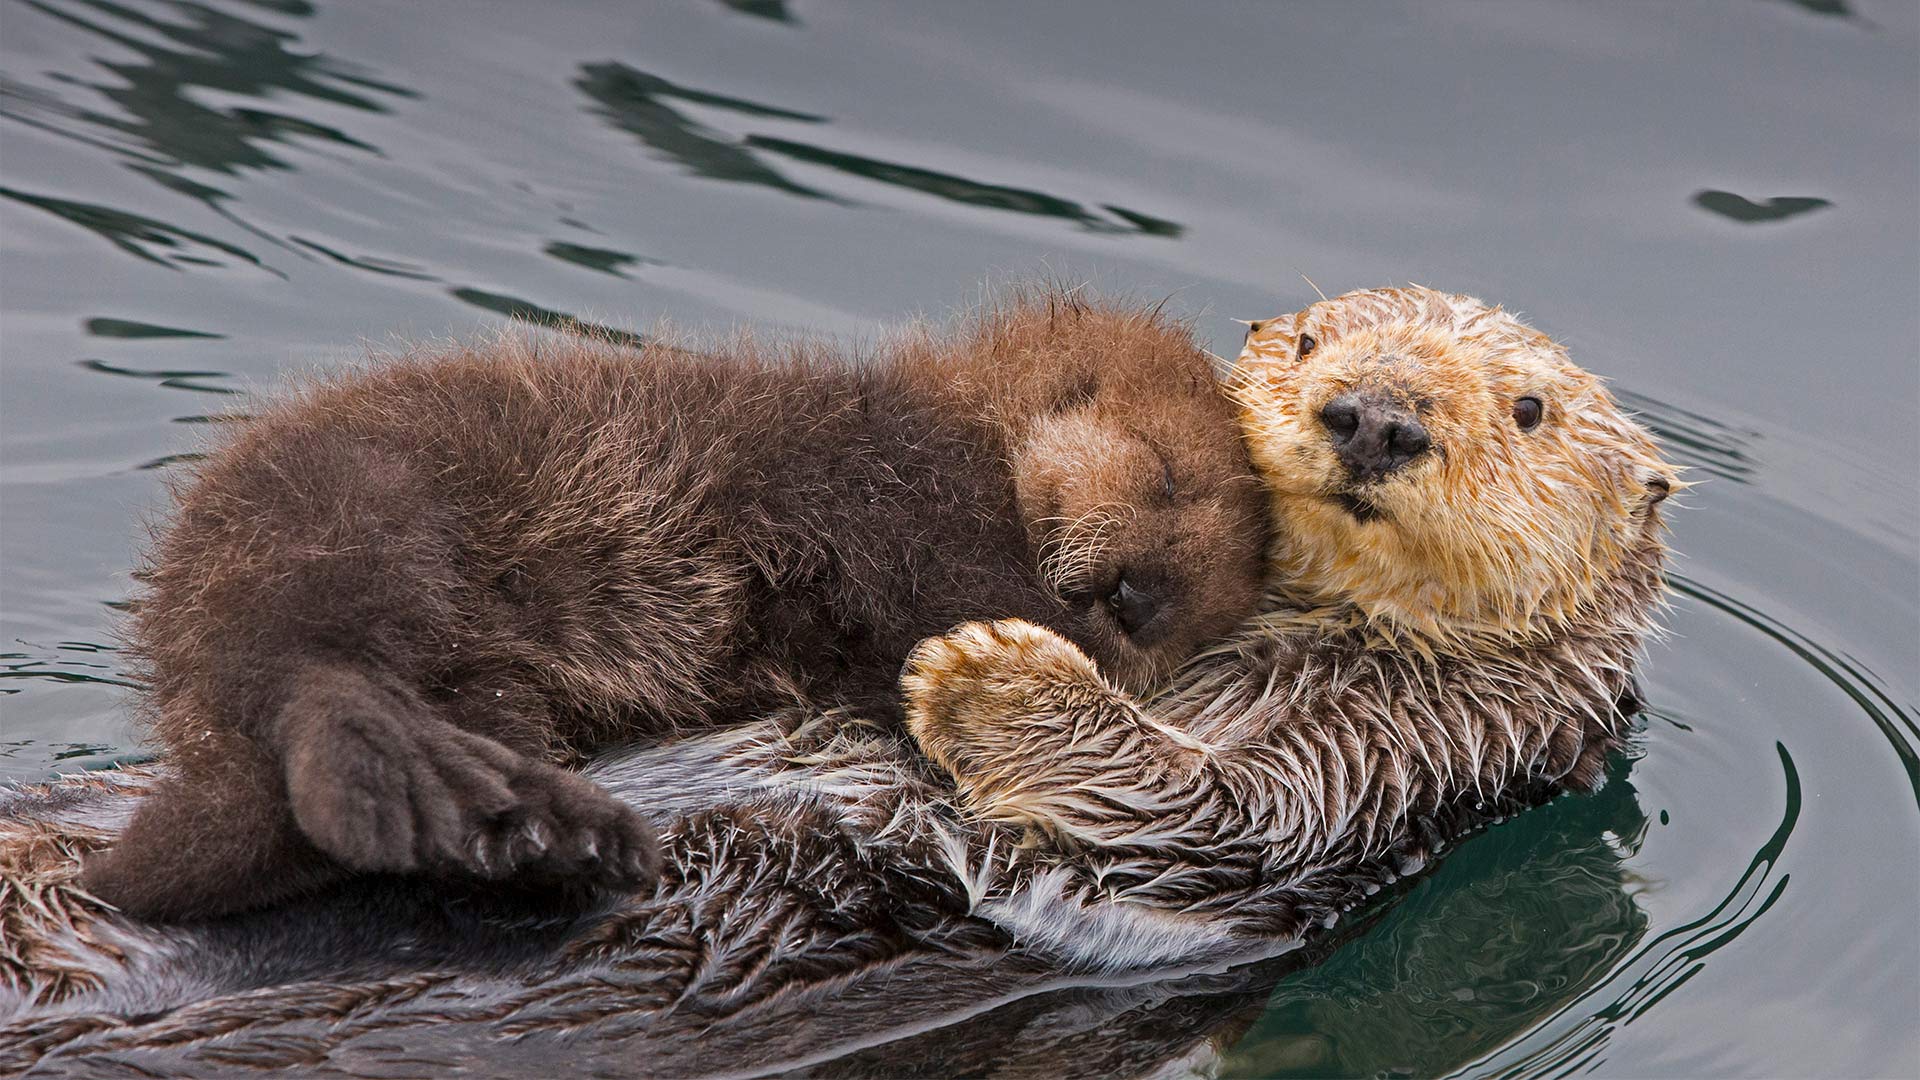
576, 61, 834, 200
1459, 745, 1799, 1078
0, 652, 139, 690
745, 135, 1184, 236
287, 236, 436, 279
2, 0, 411, 267
1774, 0, 1856, 19
577, 61, 1183, 235
77, 358, 240, 395
1219, 755, 1658, 1078
717, 0, 795, 25
83, 317, 223, 339
1692, 189, 1833, 223
8, 0, 408, 176
543, 240, 660, 278
0, 185, 274, 271
448, 287, 648, 347
133, 450, 207, 470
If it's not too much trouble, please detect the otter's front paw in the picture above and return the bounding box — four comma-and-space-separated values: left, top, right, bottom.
283, 692, 657, 892
901, 619, 1113, 784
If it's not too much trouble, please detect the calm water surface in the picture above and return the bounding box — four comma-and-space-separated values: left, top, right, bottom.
1, 1, 1915, 1076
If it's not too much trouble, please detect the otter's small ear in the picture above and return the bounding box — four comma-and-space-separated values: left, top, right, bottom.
1645, 473, 1675, 506
1246, 320, 1266, 335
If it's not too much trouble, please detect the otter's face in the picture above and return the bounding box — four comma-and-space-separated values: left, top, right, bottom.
1012, 366, 1268, 695
1234, 286, 1677, 640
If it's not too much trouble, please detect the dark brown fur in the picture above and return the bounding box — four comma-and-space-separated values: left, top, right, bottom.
79, 293, 1269, 921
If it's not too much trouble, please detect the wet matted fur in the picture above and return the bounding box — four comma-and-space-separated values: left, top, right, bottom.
0, 711, 1573, 1078
77, 290, 1268, 921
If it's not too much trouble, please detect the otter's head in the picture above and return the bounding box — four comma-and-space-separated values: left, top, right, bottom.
979, 295, 1269, 693
1233, 285, 1678, 644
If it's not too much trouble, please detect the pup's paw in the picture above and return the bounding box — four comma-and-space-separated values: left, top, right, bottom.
900, 619, 1108, 779
282, 676, 656, 892
471, 752, 660, 891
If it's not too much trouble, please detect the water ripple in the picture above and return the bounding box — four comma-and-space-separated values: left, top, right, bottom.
1670, 574, 1920, 805
1460, 744, 1800, 1079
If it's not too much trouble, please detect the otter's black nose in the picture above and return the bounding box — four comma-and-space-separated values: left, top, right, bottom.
1320, 393, 1431, 481
1107, 578, 1160, 637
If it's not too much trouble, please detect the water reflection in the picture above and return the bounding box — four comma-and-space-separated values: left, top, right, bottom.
448, 287, 647, 347
0, 186, 274, 272
83, 317, 222, 339
744, 136, 1184, 236
1672, 575, 1920, 801
576, 61, 1183, 236
134, 451, 208, 470
1773, 0, 1855, 19
1692, 189, 1833, 224
77, 357, 239, 395
716, 0, 796, 25
1456, 741, 1802, 1079
576, 61, 833, 200
0, 652, 140, 690
543, 240, 660, 278
1, 0, 412, 272
287, 236, 436, 279
8, 0, 409, 176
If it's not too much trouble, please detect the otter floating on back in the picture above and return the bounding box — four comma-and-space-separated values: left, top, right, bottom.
0, 287, 1678, 1078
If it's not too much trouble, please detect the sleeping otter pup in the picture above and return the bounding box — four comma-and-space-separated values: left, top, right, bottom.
79, 291, 1268, 920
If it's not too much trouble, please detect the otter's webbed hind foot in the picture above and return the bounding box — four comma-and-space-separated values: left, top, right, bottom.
280, 665, 660, 893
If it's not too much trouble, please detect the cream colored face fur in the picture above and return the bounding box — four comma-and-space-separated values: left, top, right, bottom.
1233, 285, 1678, 642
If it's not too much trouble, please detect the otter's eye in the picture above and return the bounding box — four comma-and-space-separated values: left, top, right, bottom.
1512, 396, 1544, 431
1298, 333, 1317, 359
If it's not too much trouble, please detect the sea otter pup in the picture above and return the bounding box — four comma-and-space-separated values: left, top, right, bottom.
77, 291, 1269, 921
900, 285, 1680, 946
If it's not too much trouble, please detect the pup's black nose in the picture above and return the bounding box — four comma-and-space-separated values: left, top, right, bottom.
1107, 578, 1160, 637
1320, 392, 1431, 481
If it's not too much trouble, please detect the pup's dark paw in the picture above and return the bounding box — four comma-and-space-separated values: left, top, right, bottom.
281, 674, 657, 892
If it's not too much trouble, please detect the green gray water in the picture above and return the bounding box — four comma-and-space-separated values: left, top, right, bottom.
1, 1, 1914, 1076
